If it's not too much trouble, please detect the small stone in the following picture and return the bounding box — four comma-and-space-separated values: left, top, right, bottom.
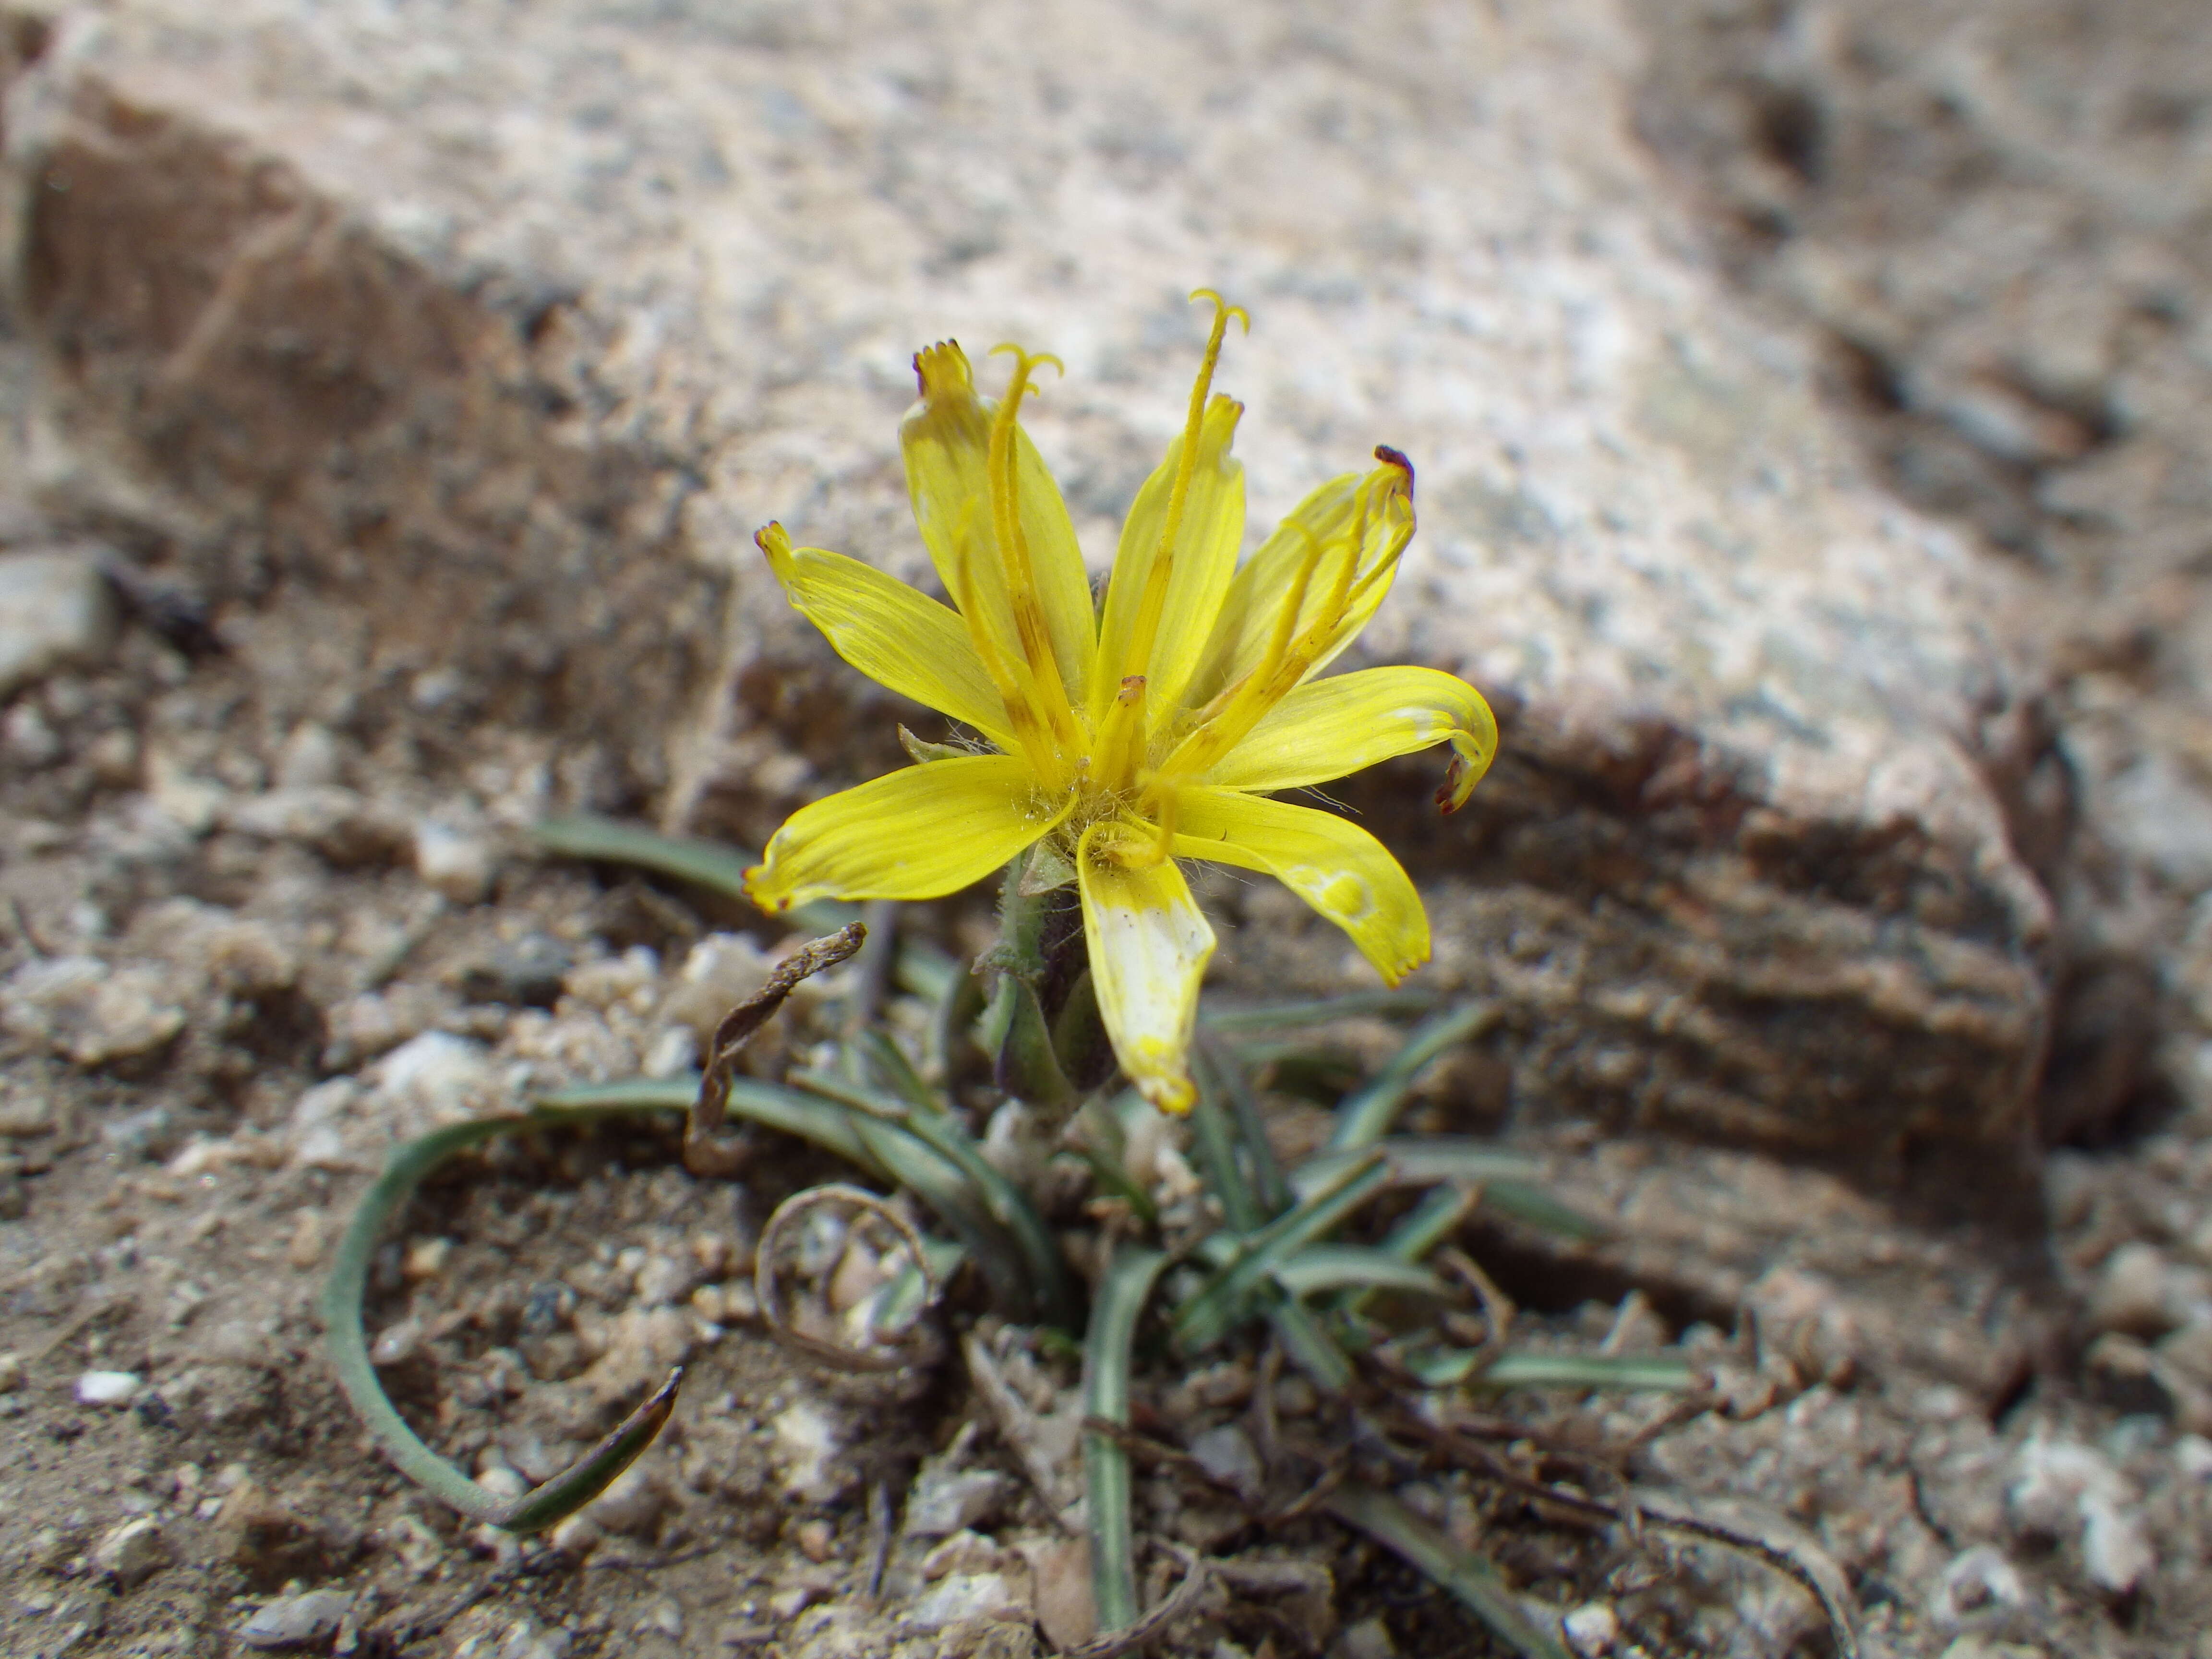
920, 1530, 998, 1580
1188, 1423, 1263, 1504
238, 1588, 353, 1650
274, 723, 344, 790
2081, 1497, 2154, 1594
1933, 1545, 2027, 1631
634, 1253, 697, 1309
2092, 1243, 2177, 1338
84, 726, 138, 785
373, 1031, 495, 1125
0, 1351, 22, 1393
75, 1370, 142, 1406
0, 548, 116, 698
1563, 1602, 1621, 1656
903, 1571, 1021, 1631
2177, 1434, 2212, 1480
561, 946, 661, 1011
403, 1238, 453, 1280
224, 786, 409, 866
1025, 1535, 1095, 1651
370, 1319, 422, 1367
635, 1599, 684, 1638
1, 958, 186, 1068
415, 819, 498, 903
766, 1583, 828, 1621
284, 1208, 325, 1272
644, 1025, 697, 1077
1331, 1616, 1398, 1659
380, 1514, 445, 1577
0, 1083, 55, 1136
455, 934, 573, 1007
2158, 1321, 2212, 1388
547, 1513, 603, 1558
903, 1462, 1009, 1538
794, 1517, 836, 1563
661, 933, 778, 1037
474, 1458, 529, 1503
772, 1399, 850, 1505
102, 1106, 176, 1161
690, 1232, 733, 1277
4, 700, 60, 765
90, 1517, 169, 1587
583, 1463, 671, 1538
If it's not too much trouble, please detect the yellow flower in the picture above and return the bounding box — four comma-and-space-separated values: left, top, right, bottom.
745, 293, 1496, 1112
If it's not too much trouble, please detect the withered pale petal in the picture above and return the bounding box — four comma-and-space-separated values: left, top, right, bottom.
1076, 821, 1215, 1113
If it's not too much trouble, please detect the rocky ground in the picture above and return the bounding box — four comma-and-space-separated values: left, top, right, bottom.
3, 0, 2212, 1656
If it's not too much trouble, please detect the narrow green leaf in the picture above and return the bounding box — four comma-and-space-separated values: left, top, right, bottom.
1266, 1298, 1354, 1393
324, 1109, 688, 1535
1325, 1484, 1572, 1659
1197, 1036, 1289, 1219
1188, 1060, 1264, 1236
1480, 1179, 1609, 1242
1329, 1004, 1494, 1153
1084, 1246, 1168, 1635
1273, 1245, 1448, 1299
531, 814, 851, 933
1292, 1137, 1542, 1200
1174, 1151, 1388, 1351
1202, 988, 1444, 1033
1477, 1351, 1697, 1392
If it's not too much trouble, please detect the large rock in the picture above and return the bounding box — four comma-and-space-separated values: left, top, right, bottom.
0, 0, 2067, 1175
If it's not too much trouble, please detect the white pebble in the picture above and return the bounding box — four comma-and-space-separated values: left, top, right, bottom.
239, 1590, 353, 1650
414, 819, 496, 903
0, 548, 116, 697
1563, 1603, 1621, 1656
75, 1370, 142, 1406
90, 1517, 169, 1587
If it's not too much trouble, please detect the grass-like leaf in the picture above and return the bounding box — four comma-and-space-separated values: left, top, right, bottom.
1291, 1137, 1543, 1198
1271, 1245, 1449, 1300
533, 814, 854, 929
1402, 1345, 1696, 1392
1084, 1244, 1169, 1635
1328, 1004, 1494, 1152
1202, 988, 1444, 1033
1174, 1150, 1388, 1351
1325, 1483, 1572, 1659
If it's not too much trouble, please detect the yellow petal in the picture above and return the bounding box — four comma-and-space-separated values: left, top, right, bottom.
1168, 786, 1429, 986
1092, 394, 1245, 722
758, 526, 1013, 748
1077, 821, 1215, 1113
899, 342, 1093, 709
745, 756, 1065, 913
1184, 453, 1413, 709
1011, 423, 1098, 708
1200, 666, 1497, 807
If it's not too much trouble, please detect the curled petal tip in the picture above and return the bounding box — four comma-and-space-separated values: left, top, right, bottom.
1373, 445, 1415, 496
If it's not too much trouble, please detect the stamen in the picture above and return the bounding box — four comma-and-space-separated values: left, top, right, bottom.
1095, 673, 1149, 795
1117, 291, 1247, 689
983, 345, 1079, 755
948, 507, 1059, 783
